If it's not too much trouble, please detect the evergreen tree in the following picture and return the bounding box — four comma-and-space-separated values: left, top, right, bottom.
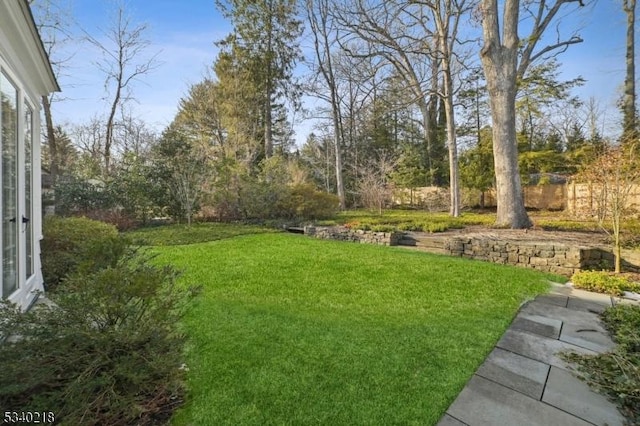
460, 127, 494, 208
214, 46, 264, 164
216, 0, 302, 158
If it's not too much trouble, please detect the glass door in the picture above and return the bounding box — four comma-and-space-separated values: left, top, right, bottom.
24, 105, 33, 280
1, 72, 18, 298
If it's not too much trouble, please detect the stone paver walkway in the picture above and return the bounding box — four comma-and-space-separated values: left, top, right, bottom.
437, 284, 631, 426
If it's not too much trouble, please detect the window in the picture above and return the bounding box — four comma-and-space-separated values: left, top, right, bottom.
1, 71, 18, 298
0, 69, 36, 300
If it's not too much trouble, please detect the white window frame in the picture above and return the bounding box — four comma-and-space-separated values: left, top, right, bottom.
0, 55, 41, 309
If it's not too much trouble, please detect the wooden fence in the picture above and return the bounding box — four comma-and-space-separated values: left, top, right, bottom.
393, 184, 567, 211
394, 182, 640, 215
565, 182, 640, 217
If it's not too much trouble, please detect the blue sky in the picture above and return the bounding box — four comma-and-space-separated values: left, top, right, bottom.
51, 0, 228, 132
51, 0, 631, 144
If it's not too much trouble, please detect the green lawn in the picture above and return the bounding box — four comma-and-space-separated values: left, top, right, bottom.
145, 229, 559, 425
127, 222, 276, 246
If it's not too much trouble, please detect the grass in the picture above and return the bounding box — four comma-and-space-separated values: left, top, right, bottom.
140, 226, 561, 425
125, 209, 640, 243
126, 222, 277, 246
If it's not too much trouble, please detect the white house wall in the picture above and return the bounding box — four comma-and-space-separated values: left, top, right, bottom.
0, 1, 58, 310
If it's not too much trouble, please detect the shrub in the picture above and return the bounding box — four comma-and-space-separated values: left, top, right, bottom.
570, 271, 640, 296
54, 178, 117, 216
370, 224, 396, 233
280, 184, 340, 220
0, 240, 191, 425
563, 304, 640, 424
397, 222, 423, 231
41, 216, 119, 290
422, 222, 449, 233
343, 221, 360, 230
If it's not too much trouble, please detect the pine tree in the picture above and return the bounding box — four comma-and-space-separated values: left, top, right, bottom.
216, 0, 302, 158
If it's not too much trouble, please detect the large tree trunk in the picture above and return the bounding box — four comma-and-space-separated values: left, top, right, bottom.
307, 0, 345, 207
623, 0, 637, 141
487, 87, 530, 227
428, 60, 440, 185
480, 0, 531, 228
418, 100, 434, 186
264, 93, 273, 157
443, 85, 460, 217
441, 52, 459, 216
105, 86, 119, 175
332, 111, 346, 209
438, 26, 460, 217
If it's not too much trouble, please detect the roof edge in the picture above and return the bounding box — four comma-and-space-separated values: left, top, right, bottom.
19, 0, 61, 92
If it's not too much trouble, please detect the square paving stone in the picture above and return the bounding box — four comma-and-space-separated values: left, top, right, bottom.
542, 366, 625, 426
436, 414, 468, 426
568, 288, 615, 306
475, 347, 550, 399
446, 375, 591, 426
512, 314, 562, 339
559, 322, 616, 353
497, 328, 596, 371
612, 297, 640, 307
548, 282, 575, 296
567, 296, 613, 314
520, 300, 604, 327
535, 293, 568, 307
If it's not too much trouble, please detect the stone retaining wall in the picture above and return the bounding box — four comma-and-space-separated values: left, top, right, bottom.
304, 226, 640, 276
443, 237, 617, 276
304, 226, 403, 246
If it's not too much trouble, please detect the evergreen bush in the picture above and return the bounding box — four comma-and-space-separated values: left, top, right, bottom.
0, 239, 191, 425
41, 216, 119, 290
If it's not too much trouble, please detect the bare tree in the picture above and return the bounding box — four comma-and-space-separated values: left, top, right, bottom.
479, 0, 584, 228
334, 0, 442, 184
306, 0, 346, 209
85, 2, 160, 174
169, 159, 206, 226
334, 0, 474, 216
331, 51, 387, 182
422, 0, 474, 217
584, 97, 607, 141
580, 143, 640, 273
355, 151, 398, 214
112, 110, 158, 158
71, 117, 106, 179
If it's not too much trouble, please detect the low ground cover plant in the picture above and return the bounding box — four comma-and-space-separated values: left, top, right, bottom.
1, 218, 192, 425
570, 270, 640, 296
322, 210, 493, 233
318, 208, 640, 236
564, 304, 640, 424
